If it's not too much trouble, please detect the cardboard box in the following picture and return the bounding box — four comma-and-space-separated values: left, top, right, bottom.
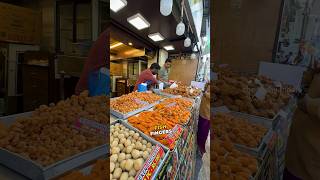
0, 2, 41, 44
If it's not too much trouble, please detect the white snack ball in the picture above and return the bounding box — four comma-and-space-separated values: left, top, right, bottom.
135, 142, 142, 150
142, 151, 149, 160
134, 158, 144, 171
119, 143, 124, 151
133, 133, 139, 140
113, 131, 119, 137
129, 130, 135, 135
115, 162, 119, 168
110, 162, 115, 173
129, 169, 136, 176
125, 139, 132, 147
128, 176, 135, 180
118, 134, 125, 139
138, 137, 143, 141
125, 159, 134, 171
111, 141, 118, 147
132, 149, 141, 159
146, 143, 152, 148
126, 146, 133, 154
120, 172, 129, 180
124, 132, 129, 138
141, 145, 146, 151
120, 138, 127, 144
110, 174, 113, 179
113, 168, 122, 179
118, 153, 126, 162
110, 136, 114, 142
110, 154, 118, 162
142, 140, 147, 145
125, 154, 132, 160
120, 160, 127, 169
147, 148, 152, 153
111, 147, 120, 154
114, 138, 119, 143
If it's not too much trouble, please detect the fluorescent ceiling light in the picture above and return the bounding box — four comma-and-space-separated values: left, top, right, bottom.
110, 42, 123, 49
127, 13, 150, 30
164, 45, 174, 51
110, 0, 127, 12
148, 33, 165, 42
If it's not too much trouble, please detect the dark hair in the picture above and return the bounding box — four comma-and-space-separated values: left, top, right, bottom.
165, 59, 172, 63
150, 63, 161, 70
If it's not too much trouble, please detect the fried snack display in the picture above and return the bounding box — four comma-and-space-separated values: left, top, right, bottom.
61, 159, 108, 180
110, 123, 155, 180
154, 97, 193, 110
213, 68, 292, 118
162, 82, 201, 98
128, 105, 190, 147
213, 113, 267, 148
111, 92, 162, 113
212, 140, 258, 180
0, 91, 107, 167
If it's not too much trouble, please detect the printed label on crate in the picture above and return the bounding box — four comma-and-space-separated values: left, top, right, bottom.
73, 118, 107, 136
135, 144, 165, 180
164, 124, 183, 149
150, 124, 172, 136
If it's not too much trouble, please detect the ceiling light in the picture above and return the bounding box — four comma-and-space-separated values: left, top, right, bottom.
110, 42, 123, 49
110, 0, 127, 12
164, 45, 174, 51
148, 33, 165, 42
176, 21, 185, 36
128, 42, 133, 46
160, 0, 173, 16
184, 37, 191, 47
127, 13, 150, 30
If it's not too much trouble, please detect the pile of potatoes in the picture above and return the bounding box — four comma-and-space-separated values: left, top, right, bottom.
110, 123, 155, 180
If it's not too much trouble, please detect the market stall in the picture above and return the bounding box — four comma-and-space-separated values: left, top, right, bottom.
109, 85, 204, 179
212, 65, 299, 180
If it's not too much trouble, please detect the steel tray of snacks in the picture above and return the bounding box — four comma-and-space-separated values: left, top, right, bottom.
111, 120, 170, 180
0, 113, 108, 180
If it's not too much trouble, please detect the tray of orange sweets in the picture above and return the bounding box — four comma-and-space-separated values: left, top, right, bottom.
127, 103, 191, 149
153, 97, 194, 112
110, 92, 163, 119
213, 113, 273, 157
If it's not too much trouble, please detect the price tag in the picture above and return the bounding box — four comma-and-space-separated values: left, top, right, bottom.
135, 144, 165, 180
164, 124, 183, 149
73, 118, 107, 137
255, 87, 267, 100
212, 106, 230, 114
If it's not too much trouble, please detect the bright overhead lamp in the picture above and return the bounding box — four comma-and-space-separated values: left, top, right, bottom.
160, 0, 173, 16
110, 42, 123, 49
127, 13, 150, 30
110, 0, 127, 12
184, 37, 191, 47
148, 33, 165, 42
128, 42, 133, 46
176, 21, 185, 36
164, 45, 174, 51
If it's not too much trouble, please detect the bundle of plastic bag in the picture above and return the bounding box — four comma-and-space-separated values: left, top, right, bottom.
88, 67, 109, 96
198, 131, 210, 180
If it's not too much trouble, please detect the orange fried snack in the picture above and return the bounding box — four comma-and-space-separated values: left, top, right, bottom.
128, 105, 190, 148
162, 82, 201, 98
111, 92, 162, 113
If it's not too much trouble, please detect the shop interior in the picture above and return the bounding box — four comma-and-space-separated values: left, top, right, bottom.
0, 0, 108, 116
110, 0, 209, 97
